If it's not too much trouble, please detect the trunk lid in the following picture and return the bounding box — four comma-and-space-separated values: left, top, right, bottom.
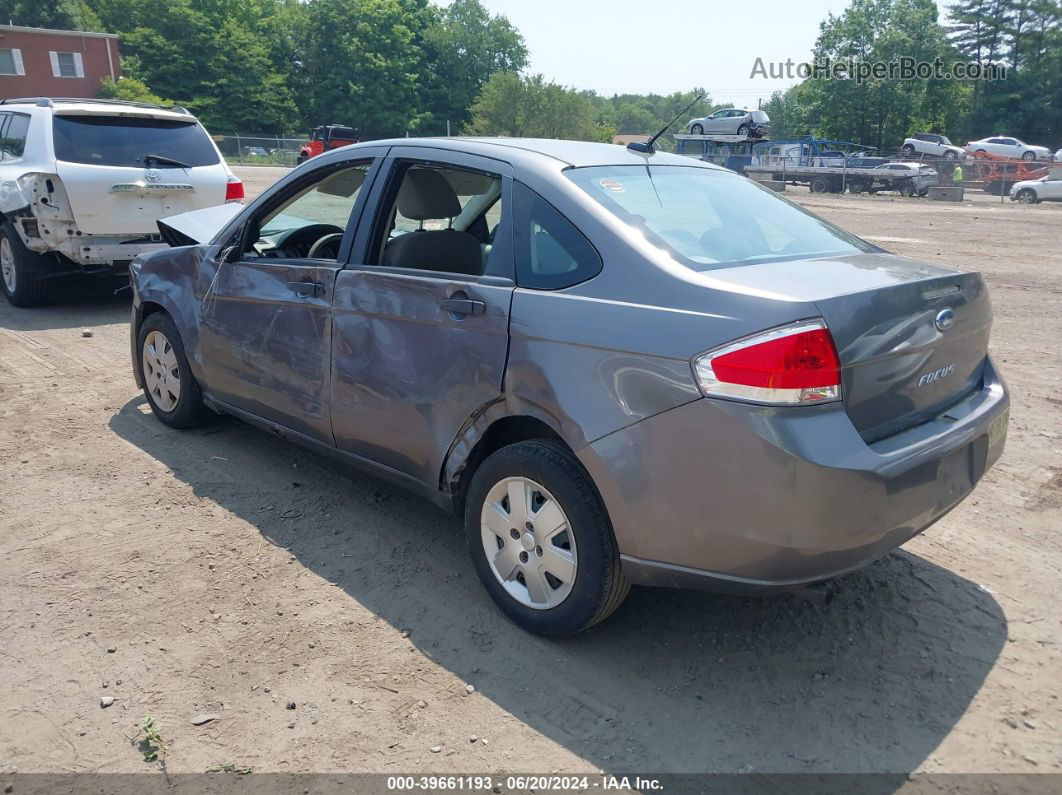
55, 161, 228, 235
693, 252, 992, 441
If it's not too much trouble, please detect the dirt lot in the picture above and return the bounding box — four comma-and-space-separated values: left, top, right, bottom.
1, 165, 1060, 780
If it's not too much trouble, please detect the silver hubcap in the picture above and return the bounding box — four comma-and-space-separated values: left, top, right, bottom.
1, 238, 15, 292
480, 477, 577, 610
142, 330, 181, 412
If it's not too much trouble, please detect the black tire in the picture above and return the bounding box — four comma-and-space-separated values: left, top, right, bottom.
1015, 188, 1038, 204
737, 123, 749, 137
464, 439, 629, 636
1022, 150, 1036, 161
944, 150, 958, 160
901, 181, 917, 197
296, 153, 309, 165
136, 311, 211, 429
0, 223, 48, 307
848, 180, 865, 194
901, 144, 915, 157
690, 124, 703, 135
809, 177, 829, 193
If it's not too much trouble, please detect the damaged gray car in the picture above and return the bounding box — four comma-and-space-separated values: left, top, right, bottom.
130, 137, 1009, 635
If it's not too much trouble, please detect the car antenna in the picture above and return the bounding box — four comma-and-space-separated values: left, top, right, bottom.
627, 93, 706, 155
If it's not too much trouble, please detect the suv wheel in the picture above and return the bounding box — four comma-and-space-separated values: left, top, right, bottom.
944, 150, 958, 160
0, 224, 48, 307
1015, 188, 1038, 204
137, 311, 211, 429
464, 440, 629, 636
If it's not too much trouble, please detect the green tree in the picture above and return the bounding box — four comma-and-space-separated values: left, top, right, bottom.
0, 0, 101, 30
419, 0, 527, 134
91, 0, 300, 133
97, 73, 167, 105
799, 0, 971, 149
302, 0, 430, 137
464, 72, 613, 142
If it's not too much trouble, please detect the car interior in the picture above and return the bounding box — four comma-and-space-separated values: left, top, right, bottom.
376, 163, 502, 276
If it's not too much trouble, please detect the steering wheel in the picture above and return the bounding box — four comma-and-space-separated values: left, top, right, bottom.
278, 223, 343, 258
308, 233, 345, 259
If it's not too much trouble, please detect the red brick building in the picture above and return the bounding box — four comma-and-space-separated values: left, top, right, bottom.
0, 25, 120, 99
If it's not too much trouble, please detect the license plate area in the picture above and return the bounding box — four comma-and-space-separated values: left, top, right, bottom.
936, 436, 989, 510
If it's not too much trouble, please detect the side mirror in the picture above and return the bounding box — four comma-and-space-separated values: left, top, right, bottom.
220, 244, 241, 263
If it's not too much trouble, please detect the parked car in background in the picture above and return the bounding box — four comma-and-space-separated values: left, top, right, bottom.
849, 162, 937, 196
0, 97, 242, 307
1055, 148, 1062, 162
965, 136, 1052, 161
130, 137, 1008, 636
688, 109, 770, 138
1010, 175, 1062, 204
902, 133, 964, 160
243, 146, 268, 157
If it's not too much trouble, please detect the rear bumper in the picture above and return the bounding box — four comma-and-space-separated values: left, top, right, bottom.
578, 357, 1009, 591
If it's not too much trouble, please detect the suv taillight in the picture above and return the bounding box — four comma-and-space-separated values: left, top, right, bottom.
693, 320, 841, 405
225, 176, 244, 202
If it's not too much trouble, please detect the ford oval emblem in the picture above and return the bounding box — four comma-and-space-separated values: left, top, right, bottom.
935, 308, 956, 331
144, 169, 162, 183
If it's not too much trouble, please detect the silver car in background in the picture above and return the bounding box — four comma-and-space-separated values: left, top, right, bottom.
688, 108, 770, 137
129, 138, 1009, 636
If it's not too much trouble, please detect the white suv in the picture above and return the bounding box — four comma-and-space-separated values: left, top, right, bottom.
0, 97, 242, 307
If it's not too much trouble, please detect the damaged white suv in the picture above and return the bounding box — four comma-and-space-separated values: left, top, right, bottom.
0, 97, 242, 307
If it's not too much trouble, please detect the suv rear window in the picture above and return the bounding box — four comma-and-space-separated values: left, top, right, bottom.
566, 165, 874, 270
52, 115, 220, 168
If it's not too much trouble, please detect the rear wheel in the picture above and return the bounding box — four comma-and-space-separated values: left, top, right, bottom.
809, 177, 829, 193
0, 224, 48, 307
296, 152, 309, 165
137, 311, 211, 429
1015, 188, 1038, 204
900, 181, 917, 197
737, 123, 749, 137
465, 440, 629, 636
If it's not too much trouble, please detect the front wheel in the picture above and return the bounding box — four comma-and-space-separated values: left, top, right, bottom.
465, 440, 629, 636
689, 124, 703, 135
1015, 188, 1038, 204
944, 150, 958, 160
901, 144, 915, 157
137, 311, 211, 429
1022, 150, 1036, 161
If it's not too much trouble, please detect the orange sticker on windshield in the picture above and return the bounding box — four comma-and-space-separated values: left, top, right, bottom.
599, 178, 625, 192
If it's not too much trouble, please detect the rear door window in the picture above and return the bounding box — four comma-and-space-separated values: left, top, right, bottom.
52, 115, 220, 167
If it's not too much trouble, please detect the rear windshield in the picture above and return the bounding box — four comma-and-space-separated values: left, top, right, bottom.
565, 165, 874, 269
52, 115, 220, 168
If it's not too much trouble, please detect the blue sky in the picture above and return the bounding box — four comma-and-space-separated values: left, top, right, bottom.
451, 0, 947, 109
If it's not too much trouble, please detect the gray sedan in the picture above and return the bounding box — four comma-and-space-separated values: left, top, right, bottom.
130, 137, 1009, 635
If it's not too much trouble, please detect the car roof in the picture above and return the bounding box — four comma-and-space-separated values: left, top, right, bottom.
345, 136, 725, 172
0, 97, 196, 121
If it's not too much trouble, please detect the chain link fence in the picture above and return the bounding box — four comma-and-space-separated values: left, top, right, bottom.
213, 133, 307, 167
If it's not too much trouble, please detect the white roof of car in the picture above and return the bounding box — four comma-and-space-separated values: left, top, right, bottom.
0, 97, 196, 122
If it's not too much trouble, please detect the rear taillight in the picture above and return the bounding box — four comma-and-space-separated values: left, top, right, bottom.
225, 176, 244, 202
693, 320, 841, 405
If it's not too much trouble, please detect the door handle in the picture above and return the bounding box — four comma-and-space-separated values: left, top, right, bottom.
439, 297, 485, 316
287, 281, 322, 297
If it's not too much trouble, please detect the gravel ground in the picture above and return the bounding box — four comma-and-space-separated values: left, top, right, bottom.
0, 166, 1058, 780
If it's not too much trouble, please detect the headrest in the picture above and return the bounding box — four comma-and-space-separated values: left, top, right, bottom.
397, 168, 463, 220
